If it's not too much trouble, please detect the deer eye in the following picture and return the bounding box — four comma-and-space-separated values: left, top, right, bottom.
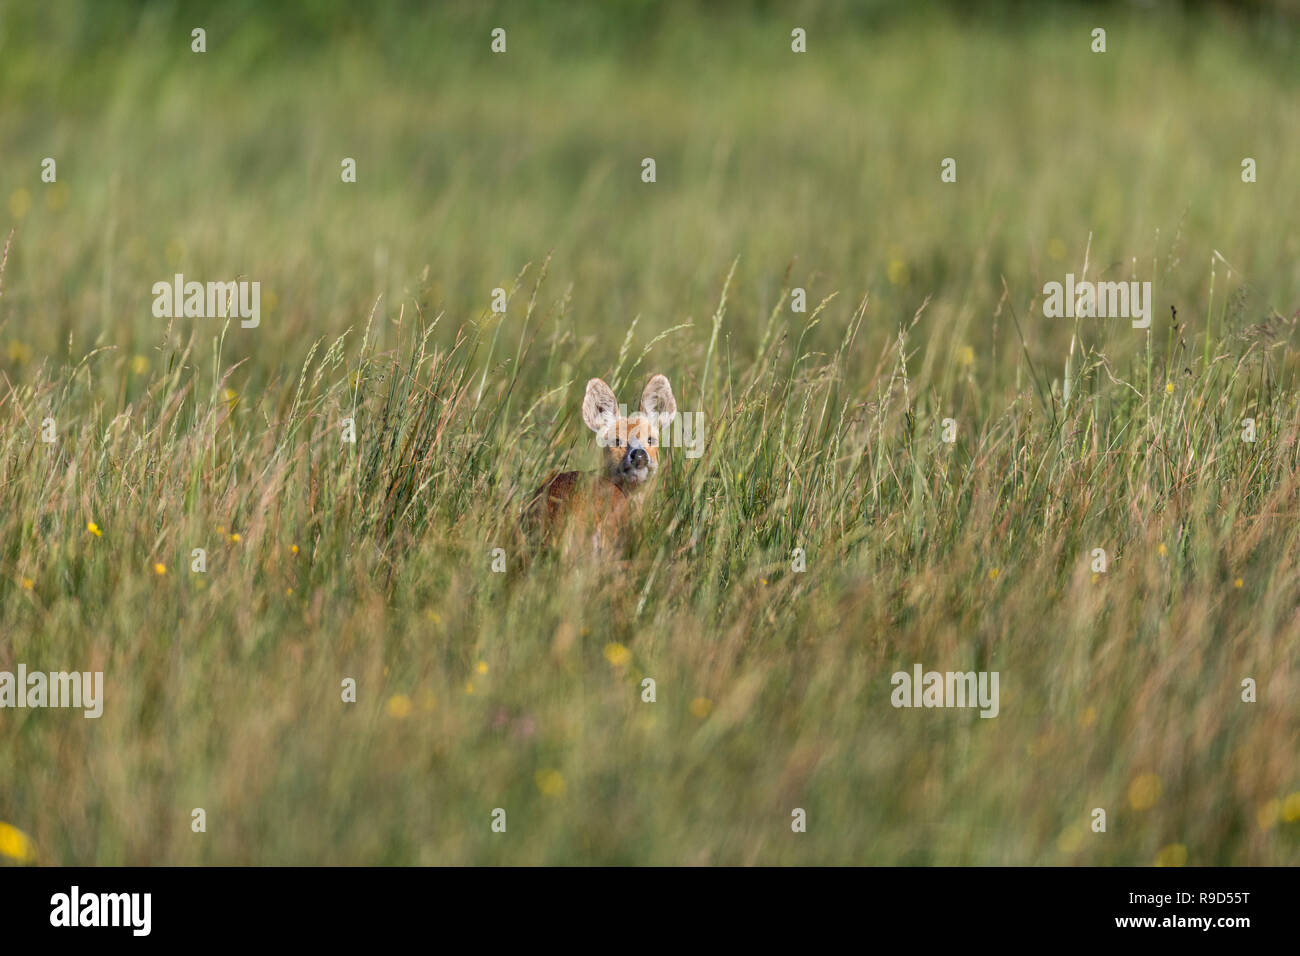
647, 436, 657, 446
613, 436, 623, 447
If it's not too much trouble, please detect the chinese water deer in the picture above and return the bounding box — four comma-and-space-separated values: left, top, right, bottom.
523, 374, 677, 550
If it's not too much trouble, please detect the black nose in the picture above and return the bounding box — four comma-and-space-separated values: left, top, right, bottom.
630, 447, 648, 468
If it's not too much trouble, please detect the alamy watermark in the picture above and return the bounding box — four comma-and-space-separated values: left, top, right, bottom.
50, 886, 150, 936
152, 273, 260, 328
1043, 273, 1152, 329
596, 404, 706, 459
0, 665, 103, 718
891, 663, 999, 718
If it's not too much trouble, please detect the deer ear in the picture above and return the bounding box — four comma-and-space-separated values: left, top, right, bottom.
582, 378, 618, 433
640, 374, 677, 428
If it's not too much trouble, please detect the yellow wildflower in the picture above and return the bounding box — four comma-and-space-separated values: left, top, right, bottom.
0, 822, 35, 863
1128, 773, 1162, 811
1154, 843, 1187, 867
535, 770, 565, 796
1282, 791, 1300, 823
8, 188, 31, 220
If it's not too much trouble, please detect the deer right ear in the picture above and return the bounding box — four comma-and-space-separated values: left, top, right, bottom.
582, 378, 618, 433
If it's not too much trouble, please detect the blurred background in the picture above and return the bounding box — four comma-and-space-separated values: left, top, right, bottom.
1, 0, 1297, 399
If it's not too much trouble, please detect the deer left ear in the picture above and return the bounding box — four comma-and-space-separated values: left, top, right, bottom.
640, 374, 677, 428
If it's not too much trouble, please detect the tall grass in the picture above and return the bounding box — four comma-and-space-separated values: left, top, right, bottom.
1, 1, 1298, 864
2, 243, 1298, 863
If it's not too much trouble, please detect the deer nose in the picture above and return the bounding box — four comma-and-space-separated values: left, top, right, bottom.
630, 447, 648, 468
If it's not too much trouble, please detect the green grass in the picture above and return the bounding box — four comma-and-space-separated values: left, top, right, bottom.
1, 0, 1299, 864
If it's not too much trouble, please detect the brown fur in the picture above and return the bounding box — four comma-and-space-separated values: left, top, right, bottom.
522, 470, 631, 549
522, 374, 676, 551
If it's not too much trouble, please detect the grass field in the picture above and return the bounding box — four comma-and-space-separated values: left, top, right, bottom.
1, 0, 1299, 864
